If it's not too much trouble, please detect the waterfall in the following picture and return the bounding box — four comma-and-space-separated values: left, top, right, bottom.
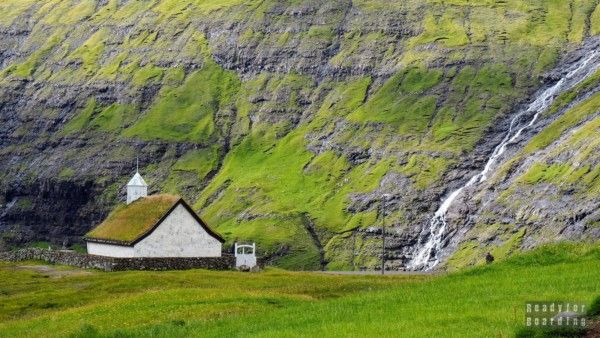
406, 51, 600, 271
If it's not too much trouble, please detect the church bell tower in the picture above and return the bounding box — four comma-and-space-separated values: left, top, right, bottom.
126, 158, 148, 204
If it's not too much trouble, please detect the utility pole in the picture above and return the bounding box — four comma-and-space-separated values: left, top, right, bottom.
352, 230, 357, 271
381, 194, 391, 275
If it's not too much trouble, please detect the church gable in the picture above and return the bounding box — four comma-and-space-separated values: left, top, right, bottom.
133, 203, 223, 257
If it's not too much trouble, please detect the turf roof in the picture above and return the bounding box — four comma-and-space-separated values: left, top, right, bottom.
85, 194, 180, 245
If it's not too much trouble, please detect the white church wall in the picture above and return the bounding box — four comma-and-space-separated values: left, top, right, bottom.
87, 242, 135, 257
127, 185, 147, 204
133, 204, 222, 257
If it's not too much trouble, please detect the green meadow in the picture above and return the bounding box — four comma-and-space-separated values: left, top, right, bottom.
0, 243, 598, 337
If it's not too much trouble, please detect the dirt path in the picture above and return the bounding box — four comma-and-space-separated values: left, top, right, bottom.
11, 265, 93, 278
315, 270, 436, 276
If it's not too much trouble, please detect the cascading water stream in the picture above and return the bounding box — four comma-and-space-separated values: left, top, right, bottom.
406, 51, 600, 271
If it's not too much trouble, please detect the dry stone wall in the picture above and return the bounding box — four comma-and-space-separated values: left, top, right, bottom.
0, 248, 234, 272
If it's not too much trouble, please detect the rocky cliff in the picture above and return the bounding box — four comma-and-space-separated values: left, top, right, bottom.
1, 0, 599, 270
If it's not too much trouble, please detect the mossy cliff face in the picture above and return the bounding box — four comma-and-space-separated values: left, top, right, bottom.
444, 43, 600, 271
0, 0, 598, 270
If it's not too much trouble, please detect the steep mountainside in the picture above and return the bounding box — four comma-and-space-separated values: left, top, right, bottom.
1, 0, 599, 270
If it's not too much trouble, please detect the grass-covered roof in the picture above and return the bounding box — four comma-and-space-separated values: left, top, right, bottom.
85, 194, 180, 245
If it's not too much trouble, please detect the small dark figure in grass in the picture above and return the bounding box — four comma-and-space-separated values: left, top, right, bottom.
485, 252, 495, 264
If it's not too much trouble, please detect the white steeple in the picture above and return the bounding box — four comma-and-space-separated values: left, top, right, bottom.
127, 172, 147, 187
126, 158, 148, 204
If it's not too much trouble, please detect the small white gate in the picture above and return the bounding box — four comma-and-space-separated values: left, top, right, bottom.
235, 243, 257, 269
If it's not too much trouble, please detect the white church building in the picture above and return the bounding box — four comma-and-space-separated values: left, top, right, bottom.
84, 171, 224, 258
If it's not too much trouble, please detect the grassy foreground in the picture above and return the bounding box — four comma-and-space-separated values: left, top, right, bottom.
0, 243, 598, 337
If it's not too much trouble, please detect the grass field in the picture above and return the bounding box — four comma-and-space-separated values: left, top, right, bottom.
0, 243, 598, 337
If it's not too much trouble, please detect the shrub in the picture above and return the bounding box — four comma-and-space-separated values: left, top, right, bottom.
587, 296, 600, 317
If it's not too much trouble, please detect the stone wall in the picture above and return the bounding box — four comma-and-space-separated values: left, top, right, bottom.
0, 248, 235, 272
